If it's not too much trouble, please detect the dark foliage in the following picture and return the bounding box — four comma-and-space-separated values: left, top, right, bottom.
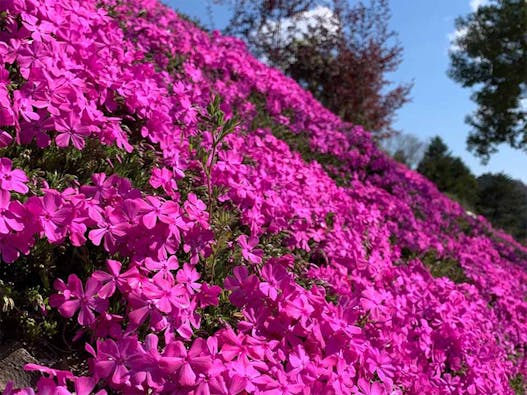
417, 136, 479, 210
449, 0, 527, 161
476, 173, 527, 243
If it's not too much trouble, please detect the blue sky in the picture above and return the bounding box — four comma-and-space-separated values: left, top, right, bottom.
166, 0, 526, 183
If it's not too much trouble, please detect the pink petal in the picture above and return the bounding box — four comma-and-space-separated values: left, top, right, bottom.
142, 211, 158, 229
178, 363, 196, 386
59, 299, 80, 318
89, 228, 106, 246
55, 132, 70, 148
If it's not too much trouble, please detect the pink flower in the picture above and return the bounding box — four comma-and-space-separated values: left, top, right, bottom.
92, 312, 123, 340
13, 90, 40, 122
88, 207, 128, 252
176, 263, 201, 294
0, 234, 21, 263
138, 196, 181, 229
49, 274, 108, 326
73, 376, 107, 395
0, 193, 24, 234
24, 364, 73, 387
259, 261, 289, 301
224, 266, 259, 307
360, 287, 390, 321
145, 275, 190, 314
159, 339, 212, 387
184, 193, 209, 228
197, 283, 222, 307
31, 192, 72, 243
127, 287, 167, 331
80, 173, 113, 203
144, 256, 179, 280
356, 378, 385, 395
0, 158, 28, 194
365, 349, 395, 388
87, 337, 141, 387
238, 234, 263, 264
91, 259, 139, 299
0, 130, 13, 148
225, 356, 260, 393
149, 167, 179, 195
54, 112, 91, 150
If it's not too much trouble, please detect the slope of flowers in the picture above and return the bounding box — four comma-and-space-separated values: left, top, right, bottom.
0, 0, 526, 394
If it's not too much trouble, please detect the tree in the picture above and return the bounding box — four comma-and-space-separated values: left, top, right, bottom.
216, 0, 412, 137
448, 0, 527, 161
417, 136, 479, 209
476, 173, 527, 242
380, 132, 425, 168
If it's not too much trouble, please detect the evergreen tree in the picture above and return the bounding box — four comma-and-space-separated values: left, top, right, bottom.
448, 0, 527, 161
417, 136, 479, 209
476, 173, 527, 242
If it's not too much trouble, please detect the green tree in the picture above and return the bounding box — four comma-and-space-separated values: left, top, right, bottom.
448, 0, 527, 161
476, 173, 527, 242
417, 136, 479, 209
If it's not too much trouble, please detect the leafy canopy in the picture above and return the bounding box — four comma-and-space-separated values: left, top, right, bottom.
476, 173, 527, 243
448, 0, 527, 161
417, 136, 479, 209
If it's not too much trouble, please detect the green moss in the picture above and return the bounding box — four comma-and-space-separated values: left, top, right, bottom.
510, 374, 527, 395
324, 212, 336, 230
196, 290, 242, 337
0, 239, 111, 348
421, 250, 469, 284
248, 92, 351, 186
0, 135, 158, 193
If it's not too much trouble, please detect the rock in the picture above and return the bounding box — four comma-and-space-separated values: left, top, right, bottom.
0, 346, 39, 391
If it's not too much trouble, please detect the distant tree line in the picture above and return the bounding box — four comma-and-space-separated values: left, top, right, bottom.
384, 134, 527, 243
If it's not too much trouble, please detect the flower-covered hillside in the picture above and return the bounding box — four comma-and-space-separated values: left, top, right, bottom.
0, 0, 526, 394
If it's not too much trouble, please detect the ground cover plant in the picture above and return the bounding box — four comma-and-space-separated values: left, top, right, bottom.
0, 0, 526, 393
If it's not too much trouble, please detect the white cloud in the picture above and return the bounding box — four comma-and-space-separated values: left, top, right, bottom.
257, 6, 340, 46
519, 97, 527, 112
447, 0, 490, 53
447, 26, 468, 52
470, 0, 489, 11
253, 5, 340, 65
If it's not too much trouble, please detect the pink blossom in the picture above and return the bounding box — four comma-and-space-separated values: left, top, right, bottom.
31, 192, 72, 243
54, 112, 92, 150
176, 263, 201, 294
87, 337, 141, 387
0, 193, 25, 234
259, 261, 289, 301
149, 167, 179, 195
238, 234, 263, 264
0, 130, 13, 148
144, 255, 179, 280
91, 259, 139, 298
0, 158, 28, 194
159, 338, 212, 387
49, 274, 108, 326
138, 196, 181, 229
1, 0, 526, 393
356, 378, 385, 395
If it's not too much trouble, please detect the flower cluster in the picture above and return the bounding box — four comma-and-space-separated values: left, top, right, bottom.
0, 0, 526, 394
